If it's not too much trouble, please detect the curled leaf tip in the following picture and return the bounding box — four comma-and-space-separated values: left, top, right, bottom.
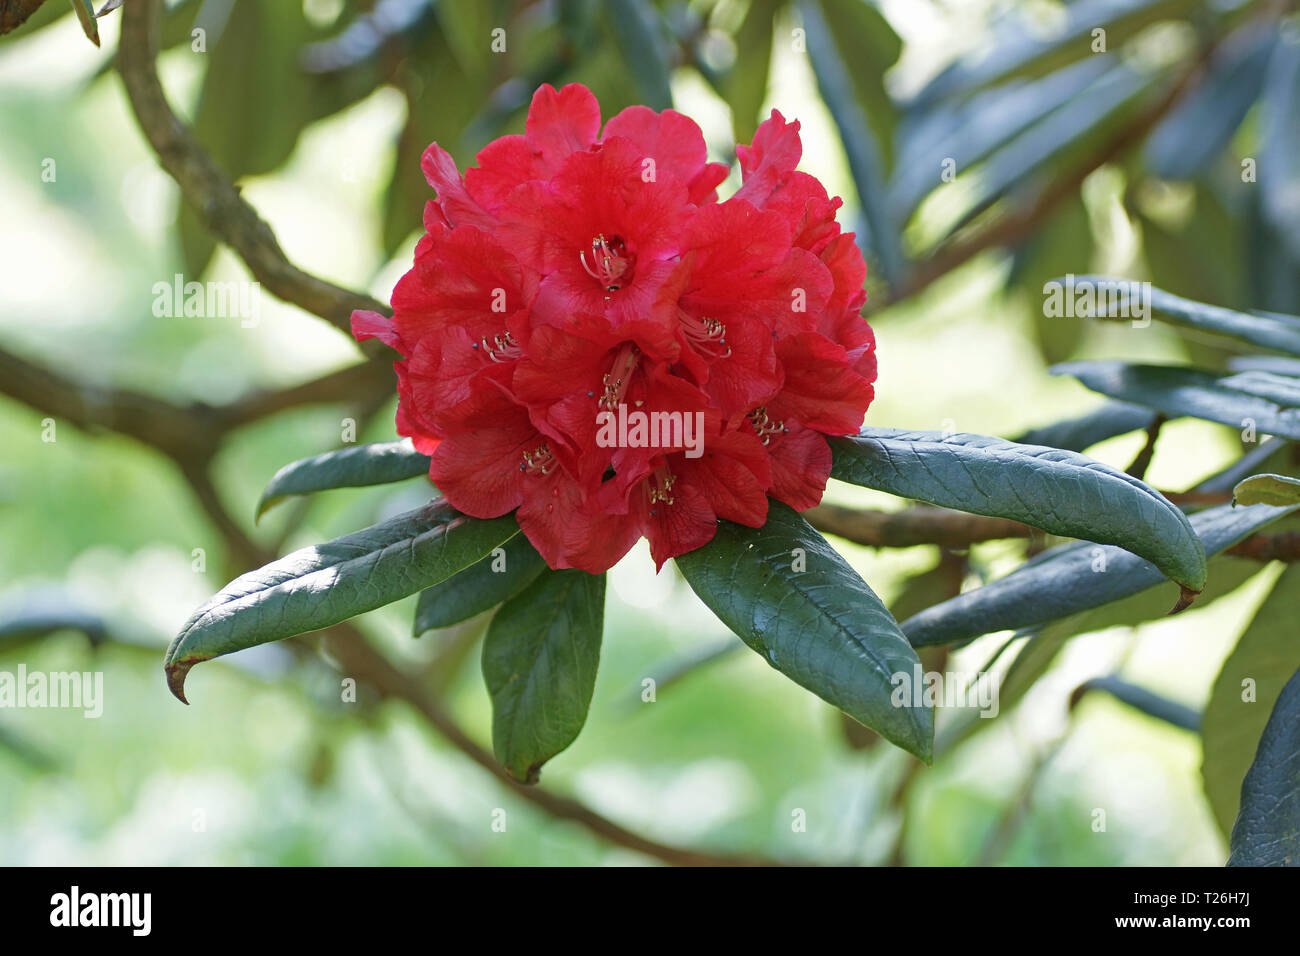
1169, 585, 1201, 616
165, 659, 196, 704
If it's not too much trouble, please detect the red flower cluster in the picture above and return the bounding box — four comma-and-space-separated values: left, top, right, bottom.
354, 84, 876, 573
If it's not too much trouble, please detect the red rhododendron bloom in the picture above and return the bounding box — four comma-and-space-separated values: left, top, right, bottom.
353, 83, 877, 573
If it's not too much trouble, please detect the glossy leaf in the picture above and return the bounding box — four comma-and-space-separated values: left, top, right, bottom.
413, 531, 547, 634
1065, 279, 1300, 356
799, 0, 904, 289
902, 500, 1297, 647
675, 501, 933, 761
1219, 371, 1300, 408
482, 569, 605, 783
256, 440, 432, 519
1228, 661, 1300, 866
165, 501, 518, 702
1012, 401, 1155, 452
829, 429, 1206, 592
1052, 361, 1300, 439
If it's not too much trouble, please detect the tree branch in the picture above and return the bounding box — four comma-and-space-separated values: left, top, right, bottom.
115, 0, 391, 344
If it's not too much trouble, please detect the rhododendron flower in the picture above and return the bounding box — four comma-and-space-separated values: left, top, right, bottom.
354, 83, 877, 573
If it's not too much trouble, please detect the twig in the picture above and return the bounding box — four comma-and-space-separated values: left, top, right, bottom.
1125, 414, 1165, 480
806, 502, 1033, 548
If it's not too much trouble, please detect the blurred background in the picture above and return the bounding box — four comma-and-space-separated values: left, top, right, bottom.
1, 0, 1298, 865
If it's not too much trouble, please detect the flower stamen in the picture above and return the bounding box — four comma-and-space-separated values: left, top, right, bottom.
748, 406, 788, 446
478, 331, 523, 363
680, 314, 731, 358
647, 468, 677, 514
580, 234, 634, 293
519, 443, 556, 476
599, 344, 641, 411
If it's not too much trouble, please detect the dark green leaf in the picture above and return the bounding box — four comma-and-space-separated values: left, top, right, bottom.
256, 440, 432, 520
165, 501, 518, 701
413, 531, 546, 633
1143, 30, 1274, 179
798, 0, 904, 289
948, 64, 1146, 232
1074, 675, 1200, 731
721, 0, 777, 142
908, 0, 1200, 105
675, 501, 933, 761
1052, 361, 1300, 439
893, 58, 1108, 220
829, 428, 1206, 592
902, 500, 1298, 647
1065, 278, 1300, 356
813, 0, 901, 170
1012, 401, 1155, 452
1260, 33, 1300, 263
1219, 371, 1300, 408
1228, 660, 1300, 866
1011, 195, 1093, 363
605, 0, 672, 111
482, 569, 605, 783
1204, 564, 1300, 837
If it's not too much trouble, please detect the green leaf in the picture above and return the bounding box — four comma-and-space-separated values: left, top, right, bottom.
908, 0, 1200, 105
675, 501, 933, 761
1228, 660, 1300, 866
829, 428, 1206, 592
414, 531, 546, 634
1012, 401, 1155, 452
813, 0, 901, 170
69, 0, 98, 46
605, 0, 672, 111
947, 64, 1146, 233
902, 500, 1297, 647
798, 0, 904, 290
1143, 30, 1275, 180
1260, 33, 1300, 264
1219, 370, 1300, 408
165, 501, 518, 702
481, 569, 605, 783
1052, 361, 1300, 439
722, 0, 778, 142
1203, 564, 1300, 838
1073, 675, 1200, 732
0, 597, 107, 649
1234, 473, 1300, 507
256, 440, 432, 520
1063, 279, 1300, 356
1138, 185, 1250, 314
939, 552, 1265, 757
892, 58, 1108, 220
1011, 195, 1093, 363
